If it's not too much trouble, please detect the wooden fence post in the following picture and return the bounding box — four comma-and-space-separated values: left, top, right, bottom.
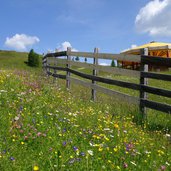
140, 48, 148, 119
92, 48, 98, 101
66, 47, 71, 89
53, 55, 57, 83
42, 54, 46, 74
46, 57, 50, 77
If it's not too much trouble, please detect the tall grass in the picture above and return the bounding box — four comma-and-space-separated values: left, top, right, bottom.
0, 51, 171, 170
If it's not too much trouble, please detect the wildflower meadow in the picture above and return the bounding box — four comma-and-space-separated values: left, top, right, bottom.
0, 52, 171, 171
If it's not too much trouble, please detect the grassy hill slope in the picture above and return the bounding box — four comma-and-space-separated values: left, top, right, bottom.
0, 50, 28, 69
0, 51, 171, 171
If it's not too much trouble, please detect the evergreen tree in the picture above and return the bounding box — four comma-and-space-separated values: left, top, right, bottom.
28, 49, 40, 67
75, 56, 80, 61
111, 60, 115, 67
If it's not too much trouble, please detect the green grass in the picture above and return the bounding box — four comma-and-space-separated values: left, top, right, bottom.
0, 51, 171, 170
0, 50, 28, 69
52, 62, 171, 132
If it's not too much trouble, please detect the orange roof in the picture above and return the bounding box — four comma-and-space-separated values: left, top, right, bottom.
122, 41, 171, 54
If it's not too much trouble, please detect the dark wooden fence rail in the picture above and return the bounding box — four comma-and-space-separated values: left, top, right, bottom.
42, 48, 171, 116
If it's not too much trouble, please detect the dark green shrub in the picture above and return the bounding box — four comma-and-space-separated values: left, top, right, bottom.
28, 49, 40, 67
75, 56, 80, 61
111, 59, 116, 67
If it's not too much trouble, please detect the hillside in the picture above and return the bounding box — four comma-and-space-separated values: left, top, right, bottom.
0, 50, 29, 69
0, 51, 171, 171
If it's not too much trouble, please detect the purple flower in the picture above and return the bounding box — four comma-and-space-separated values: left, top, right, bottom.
73, 146, 78, 151
37, 132, 42, 137
63, 128, 67, 133
160, 165, 166, 170
123, 162, 128, 168
125, 143, 134, 151
80, 152, 85, 156
62, 141, 67, 146
19, 106, 23, 112
10, 157, 15, 161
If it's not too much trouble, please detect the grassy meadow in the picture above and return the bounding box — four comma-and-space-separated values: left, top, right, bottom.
0, 51, 171, 171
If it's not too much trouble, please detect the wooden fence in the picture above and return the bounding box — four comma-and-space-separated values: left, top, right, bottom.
42, 48, 171, 117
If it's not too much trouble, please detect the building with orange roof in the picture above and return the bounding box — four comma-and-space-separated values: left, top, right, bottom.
119, 41, 171, 71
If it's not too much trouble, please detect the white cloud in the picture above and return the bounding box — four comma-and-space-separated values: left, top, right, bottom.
5, 34, 40, 51
56, 41, 78, 52
135, 0, 171, 36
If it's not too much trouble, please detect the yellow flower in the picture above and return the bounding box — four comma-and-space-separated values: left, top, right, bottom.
33, 165, 39, 171
105, 137, 110, 141
98, 147, 103, 152
158, 150, 164, 155
13, 134, 17, 138
108, 160, 112, 163
92, 135, 97, 138
116, 165, 120, 170
114, 147, 118, 152
114, 123, 119, 129
21, 141, 24, 145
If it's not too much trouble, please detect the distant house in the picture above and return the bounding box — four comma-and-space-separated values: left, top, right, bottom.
119, 41, 171, 71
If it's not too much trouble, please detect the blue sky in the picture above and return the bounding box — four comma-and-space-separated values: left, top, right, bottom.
1, 0, 171, 54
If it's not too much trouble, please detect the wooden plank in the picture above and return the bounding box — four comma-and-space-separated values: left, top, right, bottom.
141, 99, 171, 114
97, 53, 141, 62
141, 55, 171, 67
45, 66, 67, 71
141, 72, 171, 81
45, 51, 67, 57
96, 65, 140, 78
68, 68, 140, 90
69, 61, 94, 69
47, 71, 66, 79
46, 60, 140, 78
47, 58, 67, 65
68, 61, 140, 77
67, 51, 141, 62
141, 85, 171, 98
67, 51, 95, 58
68, 77, 139, 105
